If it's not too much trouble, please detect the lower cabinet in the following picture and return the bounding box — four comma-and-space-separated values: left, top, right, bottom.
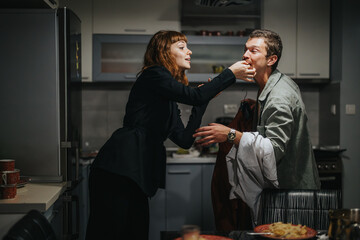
149, 163, 215, 240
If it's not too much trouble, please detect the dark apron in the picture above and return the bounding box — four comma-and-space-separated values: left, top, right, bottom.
211, 98, 256, 231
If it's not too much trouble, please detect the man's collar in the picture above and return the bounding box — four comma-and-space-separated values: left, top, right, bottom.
258, 69, 282, 102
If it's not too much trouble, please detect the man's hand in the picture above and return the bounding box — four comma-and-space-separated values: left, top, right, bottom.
193, 123, 230, 146
228, 60, 256, 82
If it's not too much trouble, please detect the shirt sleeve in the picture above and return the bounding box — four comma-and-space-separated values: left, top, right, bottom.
226, 132, 279, 225
261, 103, 294, 161
145, 66, 236, 106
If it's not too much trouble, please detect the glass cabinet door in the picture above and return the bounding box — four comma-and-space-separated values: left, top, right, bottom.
186, 35, 247, 82
93, 34, 248, 82
93, 34, 151, 81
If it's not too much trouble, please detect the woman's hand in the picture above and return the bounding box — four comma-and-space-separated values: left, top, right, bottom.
228, 60, 256, 82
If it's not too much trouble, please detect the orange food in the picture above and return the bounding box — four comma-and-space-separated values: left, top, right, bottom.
267, 222, 308, 238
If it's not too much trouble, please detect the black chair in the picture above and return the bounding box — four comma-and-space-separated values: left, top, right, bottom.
259, 189, 342, 230
3, 209, 57, 240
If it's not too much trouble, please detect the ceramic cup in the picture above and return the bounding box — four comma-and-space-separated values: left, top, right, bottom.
0, 169, 20, 185
0, 184, 17, 199
0, 159, 15, 171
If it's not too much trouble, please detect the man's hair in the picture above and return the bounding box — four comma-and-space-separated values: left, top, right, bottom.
141, 30, 189, 86
249, 29, 283, 71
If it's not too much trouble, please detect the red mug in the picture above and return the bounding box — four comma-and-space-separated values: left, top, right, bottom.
0, 159, 15, 171
0, 184, 17, 199
0, 169, 20, 185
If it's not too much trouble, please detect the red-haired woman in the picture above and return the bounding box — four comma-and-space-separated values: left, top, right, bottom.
85, 30, 255, 240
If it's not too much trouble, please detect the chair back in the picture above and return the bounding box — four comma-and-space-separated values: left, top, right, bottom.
259, 189, 342, 230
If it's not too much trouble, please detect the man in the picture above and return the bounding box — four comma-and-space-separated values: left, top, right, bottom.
193, 29, 320, 225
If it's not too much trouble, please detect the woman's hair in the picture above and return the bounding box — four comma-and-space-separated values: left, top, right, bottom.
249, 29, 283, 72
141, 30, 189, 86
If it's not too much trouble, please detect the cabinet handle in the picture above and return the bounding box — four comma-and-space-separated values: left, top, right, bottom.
124, 29, 146, 33
168, 170, 191, 174
299, 73, 320, 76
125, 75, 136, 79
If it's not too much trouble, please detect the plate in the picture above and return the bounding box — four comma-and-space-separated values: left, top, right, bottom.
16, 179, 28, 188
174, 234, 232, 240
254, 224, 317, 239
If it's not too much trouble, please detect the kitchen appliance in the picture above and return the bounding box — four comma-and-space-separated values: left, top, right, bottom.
313, 146, 346, 190
0, 0, 58, 9
0, 8, 82, 239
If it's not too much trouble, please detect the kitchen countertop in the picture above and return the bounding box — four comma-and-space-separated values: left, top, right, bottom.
167, 156, 216, 164
0, 182, 67, 213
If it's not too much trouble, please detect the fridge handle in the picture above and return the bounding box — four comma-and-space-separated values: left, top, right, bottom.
75, 143, 79, 182
61, 141, 80, 183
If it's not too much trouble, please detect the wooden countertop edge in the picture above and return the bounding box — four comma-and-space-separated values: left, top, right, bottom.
0, 182, 67, 214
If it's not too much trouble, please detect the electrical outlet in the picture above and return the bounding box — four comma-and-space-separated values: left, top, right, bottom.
345, 104, 356, 115
224, 104, 238, 114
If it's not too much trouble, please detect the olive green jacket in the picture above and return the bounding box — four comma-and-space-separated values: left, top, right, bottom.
257, 70, 321, 189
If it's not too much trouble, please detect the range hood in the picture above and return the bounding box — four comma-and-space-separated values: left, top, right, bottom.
195, 0, 254, 7
181, 0, 261, 26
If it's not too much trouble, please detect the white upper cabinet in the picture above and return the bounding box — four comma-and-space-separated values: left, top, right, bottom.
263, 0, 297, 78
93, 0, 181, 34
297, 0, 330, 79
262, 0, 330, 79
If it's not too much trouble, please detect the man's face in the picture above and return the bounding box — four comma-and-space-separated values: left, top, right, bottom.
242, 37, 269, 74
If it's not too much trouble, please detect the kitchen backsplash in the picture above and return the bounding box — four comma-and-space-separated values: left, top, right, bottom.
81, 84, 320, 152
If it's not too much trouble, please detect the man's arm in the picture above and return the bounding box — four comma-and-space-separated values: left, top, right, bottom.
192, 123, 243, 146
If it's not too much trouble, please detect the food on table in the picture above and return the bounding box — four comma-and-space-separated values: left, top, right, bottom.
263, 222, 308, 238
176, 148, 189, 154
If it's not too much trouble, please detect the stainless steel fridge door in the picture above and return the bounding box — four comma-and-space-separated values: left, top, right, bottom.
0, 9, 63, 182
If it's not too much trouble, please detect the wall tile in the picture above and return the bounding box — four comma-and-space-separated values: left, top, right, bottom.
306, 109, 319, 146
301, 89, 319, 111
107, 110, 125, 137
107, 90, 130, 111
82, 109, 108, 151
82, 90, 108, 110
81, 87, 320, 149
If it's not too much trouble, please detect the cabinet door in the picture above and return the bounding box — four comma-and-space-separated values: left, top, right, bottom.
92, 34, 151, 81
166, 164, 202, 231
186, 35, 248, 83
201, 164, 215, 231
93, 0, 180, 34
297, 0, 330, 79
262, 0, 297, 78
262, 0, 330, 79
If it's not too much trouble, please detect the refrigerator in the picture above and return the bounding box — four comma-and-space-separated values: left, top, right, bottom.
0, 8, 82, 239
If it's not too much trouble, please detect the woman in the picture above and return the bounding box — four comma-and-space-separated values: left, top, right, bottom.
85, 30, 255, 240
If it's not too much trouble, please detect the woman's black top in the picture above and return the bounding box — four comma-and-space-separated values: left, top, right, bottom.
92, 65, 236, 197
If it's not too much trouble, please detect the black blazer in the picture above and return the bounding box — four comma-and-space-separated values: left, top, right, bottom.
92, 66, 236, 197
